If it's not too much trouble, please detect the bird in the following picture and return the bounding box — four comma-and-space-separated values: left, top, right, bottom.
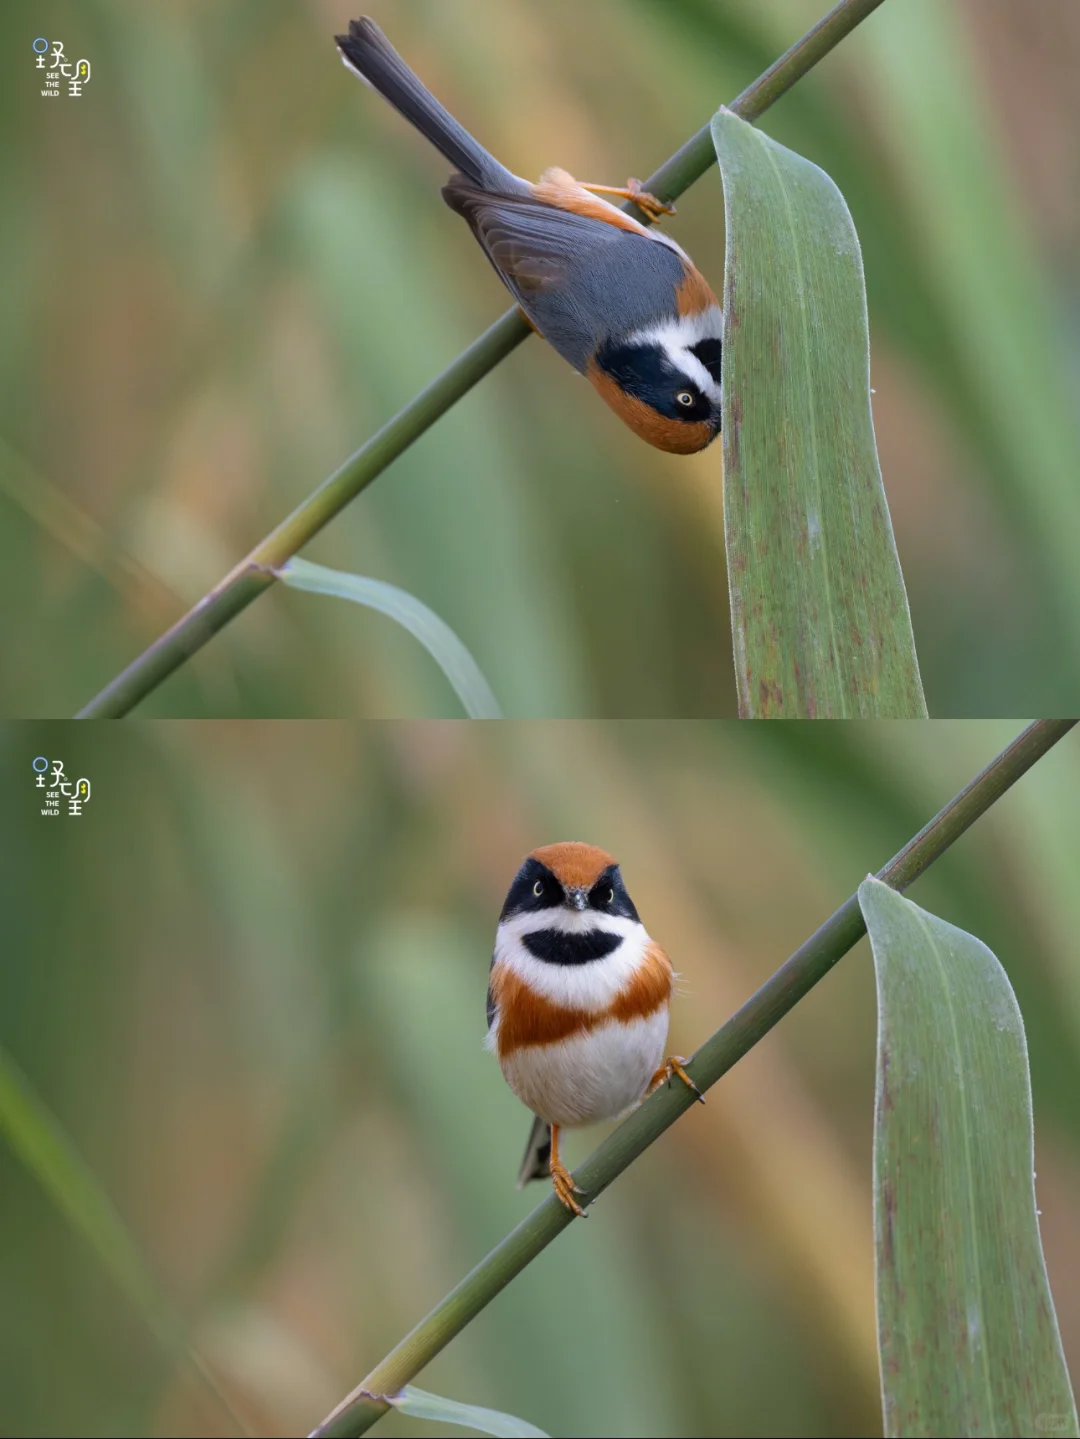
485, 842, 702, 1216
335, 17, 723, 454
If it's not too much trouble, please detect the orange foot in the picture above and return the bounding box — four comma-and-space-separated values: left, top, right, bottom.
580, 177, 676, 222
549, 1123, 587, 1217
648, 1055, 705, 1104
551, 1158, 587, 1217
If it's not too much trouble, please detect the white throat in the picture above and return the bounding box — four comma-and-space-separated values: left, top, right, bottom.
629, 306, 724, 406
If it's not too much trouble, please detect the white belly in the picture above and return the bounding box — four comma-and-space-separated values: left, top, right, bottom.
500, 1010, 669, 1128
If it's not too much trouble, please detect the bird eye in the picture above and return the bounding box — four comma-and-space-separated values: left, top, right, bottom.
676, 390, 695, 407
607, 888, 615, 904
532, 880, 543, 897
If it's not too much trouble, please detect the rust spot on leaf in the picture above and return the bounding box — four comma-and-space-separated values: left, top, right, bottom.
727, 390, 742, 472
724, 269, 739, 329
879, 1043, 894, 1110
881, 1174, 896, 1268
758, 678, 784, 715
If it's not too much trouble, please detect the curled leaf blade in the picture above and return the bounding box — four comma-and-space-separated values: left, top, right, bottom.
277, 558, 502, 718
391, 1384, 548, 1437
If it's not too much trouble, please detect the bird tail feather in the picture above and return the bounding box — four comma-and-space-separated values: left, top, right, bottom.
516, 1114, 553, 1188
335, 17, 518, 193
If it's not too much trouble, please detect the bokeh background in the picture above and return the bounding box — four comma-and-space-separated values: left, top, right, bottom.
2, 0, 1080, 717
2, 718, 1079, 1437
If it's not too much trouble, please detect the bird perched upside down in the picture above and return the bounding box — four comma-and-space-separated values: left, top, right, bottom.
335, 18, 723, 454
486, 842, 702, 1216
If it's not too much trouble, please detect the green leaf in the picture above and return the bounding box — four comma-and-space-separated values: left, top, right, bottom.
712, 107, 926, 719
276, 558, 503, 719
858, 877, 1078, 1439
0, 1044, 180, 1347
0, 1046, 246, 1431
389, 1385, 548, 1437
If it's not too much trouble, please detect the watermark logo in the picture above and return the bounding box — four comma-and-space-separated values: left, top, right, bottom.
33, 38, 91, 98
1035, 1416, 1074, 1435
32, 756, 91, 817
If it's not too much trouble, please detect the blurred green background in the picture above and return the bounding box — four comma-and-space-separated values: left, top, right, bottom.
2, 0, 1080, 717
2, 718, 1078, 1436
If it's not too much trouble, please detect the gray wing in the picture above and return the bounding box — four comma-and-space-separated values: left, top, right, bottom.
443, 179, 685, 372
446, 183, 604, 290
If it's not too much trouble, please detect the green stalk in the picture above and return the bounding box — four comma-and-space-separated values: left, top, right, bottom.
310, 718, 1076, 1438
77, 0, 886, 718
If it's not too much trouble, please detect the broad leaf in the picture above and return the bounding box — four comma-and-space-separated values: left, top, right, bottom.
858, 877, 1077, 1438
713, 107, 925, 718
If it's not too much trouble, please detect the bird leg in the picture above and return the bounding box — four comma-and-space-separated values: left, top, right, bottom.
648, 1055, 705, 1104
549, 1124, 587, 1218
578, 177, 676, 222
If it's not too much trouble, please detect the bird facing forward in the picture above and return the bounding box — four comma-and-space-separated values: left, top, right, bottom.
335, 18, 723, 454
486, 842, 702, 1216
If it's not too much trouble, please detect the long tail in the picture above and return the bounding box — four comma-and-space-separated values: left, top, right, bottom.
516, 1114, 553, 1189
335, 17, 521, 194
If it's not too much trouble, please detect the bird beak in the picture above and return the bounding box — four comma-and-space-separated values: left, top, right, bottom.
567, 888, 588, 911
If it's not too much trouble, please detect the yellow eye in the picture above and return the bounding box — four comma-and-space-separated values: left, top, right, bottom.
676, 390, 695, 407
533, 880, 543, 897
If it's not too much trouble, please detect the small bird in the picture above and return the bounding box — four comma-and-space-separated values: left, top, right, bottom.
335, 18, 723, 454
486, 842, 702, 1216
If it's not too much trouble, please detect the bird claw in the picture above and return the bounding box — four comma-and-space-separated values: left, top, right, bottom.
551, 1158, 587, 1217
578, 177, 676, 223
626, 177, 677, 221
649, 1055, 705, 1104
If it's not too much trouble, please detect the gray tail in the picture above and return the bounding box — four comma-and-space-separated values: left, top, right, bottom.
336, 18, 516, 193
516, 1115, 553, 1189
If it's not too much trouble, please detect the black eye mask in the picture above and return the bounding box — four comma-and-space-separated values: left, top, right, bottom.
595, 341, 714, 422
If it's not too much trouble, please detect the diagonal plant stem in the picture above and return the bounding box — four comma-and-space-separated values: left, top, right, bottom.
311, 718, 1076, 1438
76, 0, 887, 718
